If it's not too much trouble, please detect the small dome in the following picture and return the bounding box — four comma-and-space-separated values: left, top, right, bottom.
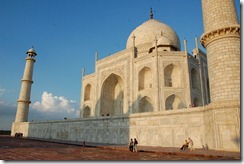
154, 36, 172, 46
26, 47, 37, 56
126, 19, 181, 50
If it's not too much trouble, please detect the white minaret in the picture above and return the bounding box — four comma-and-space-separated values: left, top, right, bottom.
14, 47, 37, 122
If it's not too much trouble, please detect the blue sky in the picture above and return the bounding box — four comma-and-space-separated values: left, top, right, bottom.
0, 0, 241, 130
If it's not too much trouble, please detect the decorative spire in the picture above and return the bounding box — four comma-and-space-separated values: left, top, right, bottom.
95, 52, 98, 61
195, 37, 199, 49
150, 8, 153, 19
183, 39, 188, 54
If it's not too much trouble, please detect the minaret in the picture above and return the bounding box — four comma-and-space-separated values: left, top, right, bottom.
14, 47, 37, 122
200, 0, 240, 104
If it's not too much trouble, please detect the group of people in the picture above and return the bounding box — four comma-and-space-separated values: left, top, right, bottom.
180, 137, 195, 151
128, 137, 194, 152
129, 138, 138, 152
14, 133, 23, 138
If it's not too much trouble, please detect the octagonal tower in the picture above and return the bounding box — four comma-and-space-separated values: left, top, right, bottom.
200, 0, 240, 104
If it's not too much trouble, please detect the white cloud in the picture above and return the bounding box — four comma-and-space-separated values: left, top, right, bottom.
0, 86, 6, 96
31, 91, 79, 119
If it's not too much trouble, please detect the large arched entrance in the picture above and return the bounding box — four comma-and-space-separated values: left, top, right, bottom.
100, 74, 124, 116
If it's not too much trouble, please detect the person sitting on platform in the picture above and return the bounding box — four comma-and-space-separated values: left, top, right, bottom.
180, 139, 189, 151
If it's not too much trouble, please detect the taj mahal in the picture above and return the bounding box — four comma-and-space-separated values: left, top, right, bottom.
11, 0, 240, 152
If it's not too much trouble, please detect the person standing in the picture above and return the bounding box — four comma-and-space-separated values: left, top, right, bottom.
129, 138, 134, 152
188, 137, 195, 151
133, 138, 138, 152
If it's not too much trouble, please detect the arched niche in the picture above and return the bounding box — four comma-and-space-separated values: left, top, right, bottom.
84, 84, 91, 101
83, 106, 91, 118
139, 96, 153, 113
138, 67, 152, 90
165, 94, 185, 110
164, 64, 182, 87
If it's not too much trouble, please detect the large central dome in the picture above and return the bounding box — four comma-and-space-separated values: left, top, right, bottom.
126, 19, 181, 50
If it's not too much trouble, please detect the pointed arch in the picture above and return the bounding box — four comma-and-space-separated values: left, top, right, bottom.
191, 68, 200, 90
100, 74, 124, 116
84, 84, 91, 101
164, 64, 182, 87
138, 67, 152, 90
83, 106, 91, 118
165, 94, 185, 110
139, 96, 153, 113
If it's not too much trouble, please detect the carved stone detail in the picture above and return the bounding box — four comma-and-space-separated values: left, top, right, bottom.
100, 65, 125, 83
163, 61, 182, 69
164, 91, 183, 100
200, 26, 240, 47
138, 63, 152, 72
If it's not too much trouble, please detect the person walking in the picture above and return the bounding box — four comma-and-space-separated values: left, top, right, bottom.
133, 138, 138, 152
129, 138, 134, 152
188, 137, 195, 151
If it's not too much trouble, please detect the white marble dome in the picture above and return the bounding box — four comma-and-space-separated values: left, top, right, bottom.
126, 19, 181, 50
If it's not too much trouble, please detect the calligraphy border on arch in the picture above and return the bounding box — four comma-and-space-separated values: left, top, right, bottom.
100, 65, 125, 83
164, 91, 184, 101
163, 61, 182, 70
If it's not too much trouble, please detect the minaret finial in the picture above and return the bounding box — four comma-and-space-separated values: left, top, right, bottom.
150, 8, 153, 19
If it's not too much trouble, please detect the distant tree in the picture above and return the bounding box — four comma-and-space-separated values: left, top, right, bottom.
0, 130, 11, 135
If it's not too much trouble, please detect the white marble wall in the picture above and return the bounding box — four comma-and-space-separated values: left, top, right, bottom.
12, 103, 240, 151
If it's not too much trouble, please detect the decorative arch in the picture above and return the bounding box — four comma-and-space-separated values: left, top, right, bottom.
84, 84, 91, 101
83, 106, 91, 118
165, 94, 185, 110
139, 96, 153, 113
164, 64, 182, 87
100, 74, 124, 116
191, 68, 200, 90
138, 67, 152, 90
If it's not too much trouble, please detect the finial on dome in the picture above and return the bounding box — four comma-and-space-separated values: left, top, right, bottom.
82, 68, 85, 78
150, 8, 153, 19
